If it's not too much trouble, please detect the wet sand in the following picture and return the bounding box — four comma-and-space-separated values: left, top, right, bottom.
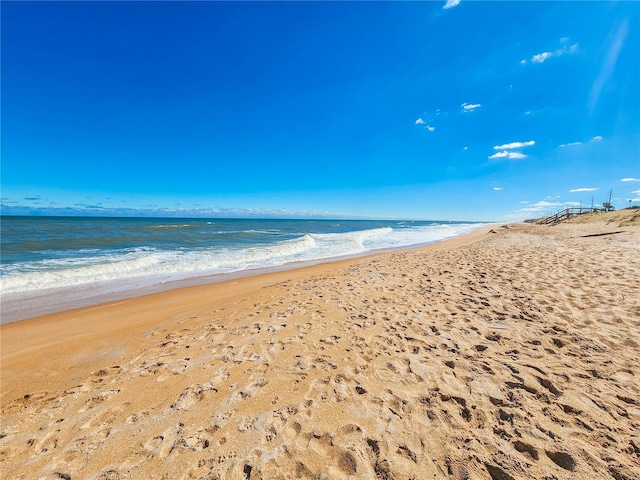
2, 211, 639, 479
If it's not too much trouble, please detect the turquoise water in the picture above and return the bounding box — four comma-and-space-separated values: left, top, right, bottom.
1, 216, 485, 296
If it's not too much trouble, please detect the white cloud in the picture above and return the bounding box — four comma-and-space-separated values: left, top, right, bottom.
526, 38, 579, 66
559, 141, 581, 147
569, 187, 597, 192
415, 117, 435, 131
532, 52, 552, 63
461, 102, 481, 111
493, 140, 535, 150
556, 41, 579, 56
621, 178, 640, 182
591, 135, 603, 142
443, 0, 461, 9
489, 151, 526, 160
463, 146, 468, 151
632, 189, 640, 195
535, 201, 561, 207
493, 187, 503, 191
517, 200, 564, 214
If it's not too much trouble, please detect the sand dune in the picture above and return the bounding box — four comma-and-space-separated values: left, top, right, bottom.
2, 214, 639, 479
561, 207, 640, 227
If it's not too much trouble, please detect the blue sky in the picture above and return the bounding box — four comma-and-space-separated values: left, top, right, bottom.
2, 1, 639, 221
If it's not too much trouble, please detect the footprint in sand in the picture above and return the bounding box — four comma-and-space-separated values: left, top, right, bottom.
33, 429, 60, 456
78, 389, 121, 413
89, 365, 122, 383
171, 381, 217, 411
2, 391, 50, 415
228, 377, 268, 403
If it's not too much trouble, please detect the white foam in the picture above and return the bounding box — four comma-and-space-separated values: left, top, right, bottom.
0, 223, 485, 296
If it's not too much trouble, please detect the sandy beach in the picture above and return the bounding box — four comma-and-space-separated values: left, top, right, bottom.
2, 210, 639, 480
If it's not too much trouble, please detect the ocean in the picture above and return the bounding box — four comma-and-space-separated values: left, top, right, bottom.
0, 216, 486, 322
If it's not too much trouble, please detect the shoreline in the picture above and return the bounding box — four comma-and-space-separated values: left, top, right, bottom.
1, 224, 494, 396
1, 226, 493, 324
2, 216, 639, 480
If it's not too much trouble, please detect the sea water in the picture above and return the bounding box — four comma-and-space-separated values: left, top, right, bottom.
0, 216, 486, 321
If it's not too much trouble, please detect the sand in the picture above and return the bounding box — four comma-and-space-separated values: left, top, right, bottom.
1, 211, 639, 480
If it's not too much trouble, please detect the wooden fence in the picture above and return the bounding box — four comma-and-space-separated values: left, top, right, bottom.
526, 207, 599, 224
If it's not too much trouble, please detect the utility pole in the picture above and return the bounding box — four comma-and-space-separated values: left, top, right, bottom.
603, 190, 613, 212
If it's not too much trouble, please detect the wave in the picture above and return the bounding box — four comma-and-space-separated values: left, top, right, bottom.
208, 229, 284, 236
0, 223, 485, 294
142, 224, 195, 230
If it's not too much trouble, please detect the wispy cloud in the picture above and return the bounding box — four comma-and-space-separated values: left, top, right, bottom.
493, 187, 503, 191
493, 140, 535, 150
74, 203, 105, 209
489, 151, 526, 160
461, 102, 481, 112
532, 52, 552, 63
589, 18, 628, 114
415, 117, 425, 125
443, 0, 461, 9
569, 187, 597, 192
426, 125, 435, 132
521, 38, 579, 65
0, 204, 361, 220
536, 200, 562, 207
558, 136, 601, 148
621, 178, 640, 182
518, 200, 564, 213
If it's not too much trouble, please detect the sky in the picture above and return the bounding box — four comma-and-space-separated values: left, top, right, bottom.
2, 1, 639, 221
